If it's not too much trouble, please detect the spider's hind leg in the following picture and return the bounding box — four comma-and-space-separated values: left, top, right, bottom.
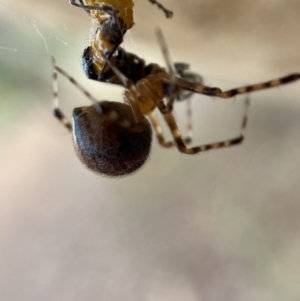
163, 96, 251, 154
149, 110, 192, 148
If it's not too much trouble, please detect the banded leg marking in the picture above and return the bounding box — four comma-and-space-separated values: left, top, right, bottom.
163, 96, 250, 154
52, 57, 72, 131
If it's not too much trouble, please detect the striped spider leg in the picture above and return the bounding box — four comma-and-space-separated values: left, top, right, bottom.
104, 29, 251, 155
51, 56, 152, 177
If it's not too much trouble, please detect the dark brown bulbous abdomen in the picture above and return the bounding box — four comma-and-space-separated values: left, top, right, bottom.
72, 101, 152, 177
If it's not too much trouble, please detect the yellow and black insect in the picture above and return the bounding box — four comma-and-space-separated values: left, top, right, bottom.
70, 1, 200, 97
70, 0, 173, 25
69, 0, 173, 84
69, 0, 172, 58
82, 29, 202, 91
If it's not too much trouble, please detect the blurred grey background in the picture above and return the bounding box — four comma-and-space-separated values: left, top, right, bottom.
1, 1, 300, 300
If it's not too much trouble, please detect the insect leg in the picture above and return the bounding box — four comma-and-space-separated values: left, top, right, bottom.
147, 0, 173, 18
69, 0, 119, 14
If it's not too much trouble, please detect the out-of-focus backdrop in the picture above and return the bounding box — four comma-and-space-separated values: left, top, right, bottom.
1, 1, 300, 300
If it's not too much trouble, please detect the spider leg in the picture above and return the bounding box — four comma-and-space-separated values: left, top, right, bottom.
158, 72, 300, 98
149, 109, 192, 148
98, 44, 121, 82
174, 62, 203, 101
148, 111, 173, 147
156, 28, 178, 112
51, 56, 103, 129
163, 96, 250, 154
155, 29, 203, 120
104, 57, 145, 124
214, 74, 300, 98
185, 98, 193, 143
52, 57, 72, 131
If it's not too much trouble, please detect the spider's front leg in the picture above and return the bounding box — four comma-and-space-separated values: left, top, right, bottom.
173, 63, 203, 101
215, 74, 300, 98
160, 72, 300, 99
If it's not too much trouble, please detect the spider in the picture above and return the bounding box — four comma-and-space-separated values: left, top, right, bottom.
51, 29, 238, 176
52, 29, 299, 177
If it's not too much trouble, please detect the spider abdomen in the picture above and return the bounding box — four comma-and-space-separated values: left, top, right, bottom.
72, 101, 152, 177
